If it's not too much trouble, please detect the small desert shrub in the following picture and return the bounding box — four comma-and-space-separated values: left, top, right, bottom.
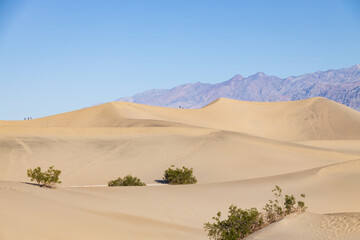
263, 185, 307, 224
204, 186, 307, 240
163, 165, 197, 185
263, 185, 284, 223
27, 166, 62, 188
204, 205, 263, 240
108, 175, 146, 187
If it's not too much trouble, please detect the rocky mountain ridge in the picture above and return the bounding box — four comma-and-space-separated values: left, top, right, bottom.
117, 64, 360, 111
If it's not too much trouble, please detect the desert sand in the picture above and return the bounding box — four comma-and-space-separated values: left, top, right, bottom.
0, 97, 359, 240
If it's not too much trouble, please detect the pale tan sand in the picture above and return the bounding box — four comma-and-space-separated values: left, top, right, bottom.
0, 129, 357, 185
246, 212, 360, 240
0, 97, 359, 240
294, 140, 360, 155
1, 158, 359, 240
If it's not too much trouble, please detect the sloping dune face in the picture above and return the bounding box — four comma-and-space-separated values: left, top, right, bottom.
200, 97, 360, 141
0, 97, 360, 240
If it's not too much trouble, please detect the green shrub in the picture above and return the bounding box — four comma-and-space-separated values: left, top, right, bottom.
204, 205, 263, 240
296, 194, 307, 212
27, 166, 62, 188
263, 185, 284, 223
108, 174, 146, 187
263, 185, 307, 223
204, 186, 307, 239
163, 165, 197, 185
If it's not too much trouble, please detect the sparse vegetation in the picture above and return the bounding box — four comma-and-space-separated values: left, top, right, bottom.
204, 186, 307, 240
26, 166, 62, 188
263, 186, 307, 224
108, 174, 146, 187
163, 165, 197, 185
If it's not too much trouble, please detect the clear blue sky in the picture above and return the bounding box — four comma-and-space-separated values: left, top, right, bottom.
0, 0, 359, 120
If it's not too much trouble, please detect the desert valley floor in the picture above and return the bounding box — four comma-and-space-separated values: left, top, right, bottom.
1, 97, 360, 240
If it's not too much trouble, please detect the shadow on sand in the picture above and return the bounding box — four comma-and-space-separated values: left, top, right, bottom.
154, 179, 169, 184
22, 182, 54, 189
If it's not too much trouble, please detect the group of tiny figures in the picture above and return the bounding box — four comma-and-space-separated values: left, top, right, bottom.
24, 117, 32, 120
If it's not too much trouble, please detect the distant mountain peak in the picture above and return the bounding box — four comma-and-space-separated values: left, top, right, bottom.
227, 74, 244, 80
225, 74, 244, 83
249, 72, 267, 78
232, 74, 244, 79
339, 64, 360, 72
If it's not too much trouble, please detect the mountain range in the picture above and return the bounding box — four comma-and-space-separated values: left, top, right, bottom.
117, 64, 360, 111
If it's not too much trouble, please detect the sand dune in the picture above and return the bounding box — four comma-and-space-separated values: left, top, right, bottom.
1, 97, 360, 141
0, 97, 360, 240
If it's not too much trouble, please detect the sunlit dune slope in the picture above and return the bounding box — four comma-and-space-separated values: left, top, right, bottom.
0, 102, 191, 128
200, 97, 360, 141
1, 97, 359, 141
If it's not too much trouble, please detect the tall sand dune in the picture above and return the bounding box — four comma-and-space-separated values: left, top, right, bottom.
1, 97, 359, 141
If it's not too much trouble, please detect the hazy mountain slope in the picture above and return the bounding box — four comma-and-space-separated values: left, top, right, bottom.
117, 64, 360, 111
